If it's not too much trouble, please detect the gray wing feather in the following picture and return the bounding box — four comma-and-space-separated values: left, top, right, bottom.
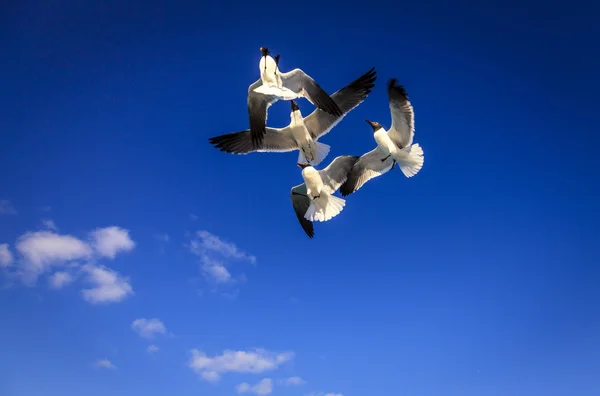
318, 155, 361, 194
339, 149, 394, 197
247, 79, 279, 148
208, 127, 298, 154
280, 69, 342, 118
290, 183, 314, 238
303, 68, 377, 140
387, 78, 415, 149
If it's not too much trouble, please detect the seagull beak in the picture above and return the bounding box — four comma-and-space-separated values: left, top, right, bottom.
365, 119, 378, 131
296, 162, 309, 169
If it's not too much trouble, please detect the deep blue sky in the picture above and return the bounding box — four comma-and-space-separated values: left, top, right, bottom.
1, 1, 599, 395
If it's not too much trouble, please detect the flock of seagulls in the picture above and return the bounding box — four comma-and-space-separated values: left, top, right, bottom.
209, 47, 425, 238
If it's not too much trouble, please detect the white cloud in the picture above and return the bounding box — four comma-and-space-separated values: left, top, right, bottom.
147, 344, 160, 354
41, 219, 58, 231
201, 255, 232, 284
190, 230, 256, 264
280, 376, 306, 386
95, 359, 116, 369
90, 226, 135, 259
236, 378, 273, 395
188, 348, 294, 382
81, 264, 133, 304
15, 231, 92, 282
190, 214, 198, 221
48, 271, 74, 289
0, 244, 13, 267
0, 200, 17, 215
131, 318, 167, 339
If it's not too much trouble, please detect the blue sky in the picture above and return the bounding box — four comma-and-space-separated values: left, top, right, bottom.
1, 1, 599, 395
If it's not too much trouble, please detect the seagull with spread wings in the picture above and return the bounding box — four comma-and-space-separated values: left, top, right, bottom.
246, 47, 343, 149
290, 155, 359, 238
209, 68, 377, 166
340, 79, 425, 197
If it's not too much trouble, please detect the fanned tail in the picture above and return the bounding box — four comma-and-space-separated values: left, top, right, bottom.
398, 143, 424, 178
304, 194, 346, 222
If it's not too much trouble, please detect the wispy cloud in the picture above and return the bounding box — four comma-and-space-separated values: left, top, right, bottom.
306, 392, 343, 396
147, 344, 160, 354
0, 244, 13, 267
131, 318, 167, 339
41, 219, 58, 231
236, 378, 273, 395
279, 376, 307, 386
95, 359, 116, 369
154, 233, 170, 243
81, 264, 133, 304
188, 231, 255, 288
0, 200, 17, 215
191, 230, 256, 264
90, 226, 135, 259
188, 348, 294, 382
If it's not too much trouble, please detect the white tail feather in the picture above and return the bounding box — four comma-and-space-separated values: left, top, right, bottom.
310, 142, 330, 166
297, 149, 307, 164
398, 143, 424, 178
304, 194, 346, 222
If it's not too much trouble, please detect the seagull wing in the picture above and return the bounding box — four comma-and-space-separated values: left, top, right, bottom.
318, 155, 361, 194
386, 78, 415, 149
303, 68, 377, 140
208, 127, 298, 154
290, 183, 314, 238
247, 79, 279, 149
339, 148, 394, 197
281, 68, 343, 118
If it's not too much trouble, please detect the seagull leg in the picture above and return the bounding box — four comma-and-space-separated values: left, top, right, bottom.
391, 160, 396, 169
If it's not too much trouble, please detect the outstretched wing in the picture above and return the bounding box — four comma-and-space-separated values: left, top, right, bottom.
386, 78, 415, 149
208, 127, 298, 154
290, 183, 314, 238
303, 67, 377, 140
247, 79, 279, 149
281, 68, 343, 118
339, 148, 394, 197
318, 155, 360, 194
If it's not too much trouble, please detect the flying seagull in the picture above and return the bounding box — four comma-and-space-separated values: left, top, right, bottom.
340, 78, 425, 197
290, 155, 359, 238
246, 47, 343, 149
209, 68, 377, 166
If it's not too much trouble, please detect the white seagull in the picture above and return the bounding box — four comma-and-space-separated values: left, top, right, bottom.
290, 155, 360, 238
340, 78, 425, 197
209, 68, 377, 166
246, 47, 343, 149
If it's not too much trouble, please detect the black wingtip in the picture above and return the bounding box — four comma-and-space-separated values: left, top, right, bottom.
387, 78, 409, 100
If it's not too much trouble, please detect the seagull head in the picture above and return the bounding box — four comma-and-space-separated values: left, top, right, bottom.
260, 47, 270, 57
290, 100, 299, 112
365, 119, 383, 132
296, 162, 311, 170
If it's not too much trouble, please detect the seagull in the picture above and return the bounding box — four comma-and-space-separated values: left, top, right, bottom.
209, 68, 377, 166
340, 78, 425, 197
290, 155, 360, 238
246, 47, 343, 149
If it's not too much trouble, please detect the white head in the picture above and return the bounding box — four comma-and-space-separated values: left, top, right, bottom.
296, 162, 312, 175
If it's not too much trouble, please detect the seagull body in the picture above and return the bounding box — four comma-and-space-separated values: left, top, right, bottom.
246, 47, 343, 148
209, 68, 377, 166
290, 155, 359, 238
340, 79, 425, 197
